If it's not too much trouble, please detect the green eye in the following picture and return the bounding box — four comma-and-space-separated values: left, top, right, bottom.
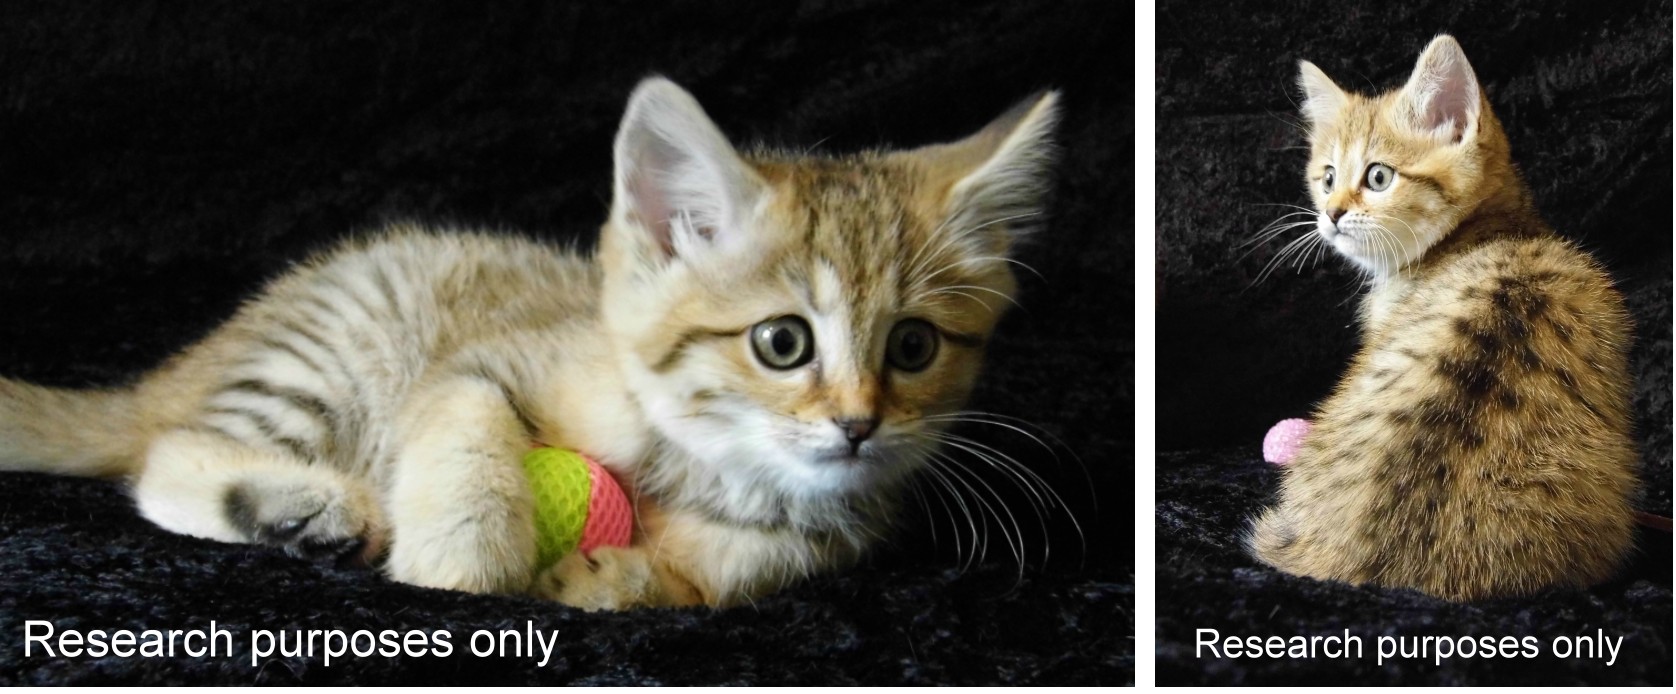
1365, 163, 1395, 192
751, 316, 814, 370
1322, 166, 1336, 192
886, 319, 939, 372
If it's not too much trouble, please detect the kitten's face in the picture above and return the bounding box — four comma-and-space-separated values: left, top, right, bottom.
599, 79, 1056, 505
616, 159, 1012, 498
1298, 36, 1492, 278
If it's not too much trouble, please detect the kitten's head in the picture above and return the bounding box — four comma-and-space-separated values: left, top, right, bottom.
597, 78, 1057, 517
1298, 34, 1511, 277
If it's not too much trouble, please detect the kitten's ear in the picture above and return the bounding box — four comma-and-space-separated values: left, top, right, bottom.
916, 91, 1060, 253
610, 77, 768, 264
1297, 60, 1347, 126
1395, 35, 1482, 144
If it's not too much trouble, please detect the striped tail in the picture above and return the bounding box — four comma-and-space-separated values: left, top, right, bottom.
0, 378, 145, 477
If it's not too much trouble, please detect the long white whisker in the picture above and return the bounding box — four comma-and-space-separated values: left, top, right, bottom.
927, 449, 1025, 580
1252, 231, 1317, 286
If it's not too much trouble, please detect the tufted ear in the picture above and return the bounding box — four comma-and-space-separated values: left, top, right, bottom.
1395, 34, 1482, 144
913, 91, 1061, 253
1297, 60, 1347, 127
609, 77, 768, 266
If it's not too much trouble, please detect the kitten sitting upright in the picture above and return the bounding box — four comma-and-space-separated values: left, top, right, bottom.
1248, 36, 1638, 601
0, 78, 1061, 610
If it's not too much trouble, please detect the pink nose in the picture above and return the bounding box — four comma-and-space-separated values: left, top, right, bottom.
835, 417, 878, 444
1327, 207, 1347, 223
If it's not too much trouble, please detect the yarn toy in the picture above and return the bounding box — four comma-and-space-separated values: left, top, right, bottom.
1262, 418, 1312, 465
522, 447, 634, 569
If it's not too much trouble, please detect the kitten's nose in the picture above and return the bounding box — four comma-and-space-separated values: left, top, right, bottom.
1326, 207, 1347, 223
834, 417, 879, 447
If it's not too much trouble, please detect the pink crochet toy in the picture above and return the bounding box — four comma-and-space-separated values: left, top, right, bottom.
1262, 418, 1312, 465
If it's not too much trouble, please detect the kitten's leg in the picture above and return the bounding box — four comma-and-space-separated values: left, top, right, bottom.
133, 428, 384, 563
383, 375, 538, 594
532, 505, 837, 610
534, 545, 702, 610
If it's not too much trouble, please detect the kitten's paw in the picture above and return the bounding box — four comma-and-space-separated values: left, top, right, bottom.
534, 547, 656, 611
224, 478, 385, 567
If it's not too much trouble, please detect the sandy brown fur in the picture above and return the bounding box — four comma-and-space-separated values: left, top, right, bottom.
1249, 36, 1637, 601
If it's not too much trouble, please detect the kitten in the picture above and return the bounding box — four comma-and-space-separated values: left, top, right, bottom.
0, 78, 1061, 610
1247, 36, 1638, 601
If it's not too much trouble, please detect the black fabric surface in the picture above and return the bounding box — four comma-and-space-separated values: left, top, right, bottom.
0, 0, 1132, 685
1157, 0, 1672, 685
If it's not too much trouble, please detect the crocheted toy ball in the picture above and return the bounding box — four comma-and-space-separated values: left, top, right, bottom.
522, 447, 633, 569
1263, 418, 1312, 465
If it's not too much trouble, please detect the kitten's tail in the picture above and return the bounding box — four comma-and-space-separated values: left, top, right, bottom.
0, 378, 146, 477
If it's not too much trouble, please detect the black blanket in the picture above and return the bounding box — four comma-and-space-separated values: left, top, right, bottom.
0, 0, 1132, 684
1156, 0, 1671, 685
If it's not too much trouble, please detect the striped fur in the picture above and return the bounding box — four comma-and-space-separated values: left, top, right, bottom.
0, 78, 1061, 609
1248, 36, 1638, 601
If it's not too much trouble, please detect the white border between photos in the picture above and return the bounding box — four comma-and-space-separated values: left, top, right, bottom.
1134, 0, 1158, 688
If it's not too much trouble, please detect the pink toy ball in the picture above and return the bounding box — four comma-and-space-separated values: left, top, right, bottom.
578, 456, 633, 554
1263, 418, 1312, 465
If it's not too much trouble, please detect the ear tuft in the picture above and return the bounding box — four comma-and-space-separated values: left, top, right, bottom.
1297, 60, 1347, 126
1397, 34, 1482, 143
611, 77, 766, 263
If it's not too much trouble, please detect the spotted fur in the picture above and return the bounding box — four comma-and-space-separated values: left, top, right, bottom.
1248, 36, 1638, 601
0, 78, 1061, 609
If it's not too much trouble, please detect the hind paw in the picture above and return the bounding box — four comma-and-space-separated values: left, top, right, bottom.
224, 480, 383, 566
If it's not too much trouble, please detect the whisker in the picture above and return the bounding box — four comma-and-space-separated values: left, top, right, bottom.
919, 431, 1084, 566
926, 449, 1025, 579
1251, 231, 1317, 286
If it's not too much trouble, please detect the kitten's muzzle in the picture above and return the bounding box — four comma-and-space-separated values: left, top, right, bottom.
1326, 207, 1347, 223
836, 417, 878, 443
835, 416, 879, 456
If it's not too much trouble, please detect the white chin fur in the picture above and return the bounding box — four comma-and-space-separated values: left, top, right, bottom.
1318, 213, 1429, 278
632, 375, 902, 502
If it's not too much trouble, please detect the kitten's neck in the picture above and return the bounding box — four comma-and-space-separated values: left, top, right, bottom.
1361, 169, 1546, 327
1386, 168, 1548, 283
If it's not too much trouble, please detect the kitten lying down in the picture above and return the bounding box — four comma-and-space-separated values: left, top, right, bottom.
0, 78, 1061, 610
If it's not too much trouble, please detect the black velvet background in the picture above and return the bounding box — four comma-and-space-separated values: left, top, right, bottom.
1156, 0, 1672, 685
0, 0, 1132, 685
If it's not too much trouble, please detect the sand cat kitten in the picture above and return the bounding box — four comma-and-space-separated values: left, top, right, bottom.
0, 78, 1061, 610
1247, 36, 1637, 601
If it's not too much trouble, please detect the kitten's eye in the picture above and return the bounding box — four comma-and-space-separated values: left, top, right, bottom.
1322, 166, 1335, 192
886, 319, 939, 372
1365, 163, 1395, 192
751, 316, 815, 370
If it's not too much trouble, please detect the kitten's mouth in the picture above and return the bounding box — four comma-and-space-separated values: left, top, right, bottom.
816, 448, 868, 465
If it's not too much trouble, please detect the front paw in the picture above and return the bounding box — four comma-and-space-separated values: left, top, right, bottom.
532, 547, 656, 611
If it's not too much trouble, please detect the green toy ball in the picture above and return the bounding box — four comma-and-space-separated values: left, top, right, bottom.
522, 447, 633, 569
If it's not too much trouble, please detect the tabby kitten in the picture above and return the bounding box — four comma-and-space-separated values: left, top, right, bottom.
1247, 36, 1638, 601
0, 78, 1061, 610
